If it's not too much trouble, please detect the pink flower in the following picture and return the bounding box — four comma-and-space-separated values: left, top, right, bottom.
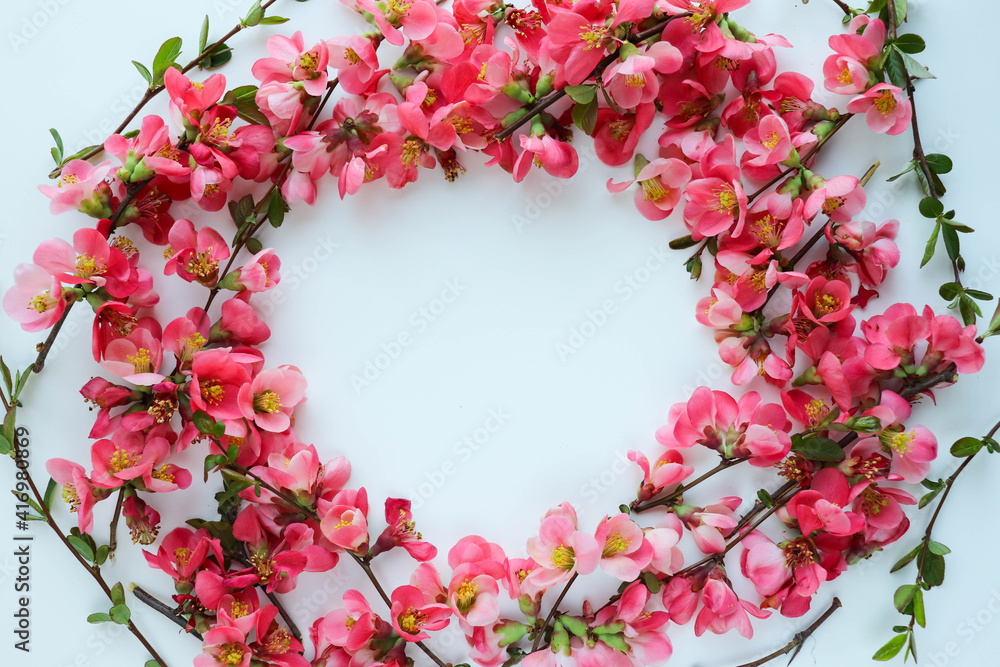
314, 590, 378, 652
740, 113, 795, 180
46, 459, 105, 533
602, 41, 683, 109
105, 114, 192, 182
607, 157, 692, 221
371, 497, 437, 561
99, 325, 165, 385
354, 0, 438, 47
194, 625, 252, 667
682, 136, 748, 238
674, 498, 741, 554
526, 505, 601, 588
38, 159, 113, 216
513, 135, 579, 183
847, 83, 912, 135
786, 468, 865, 536
593, 513, 652, 580
217, 296, 271, 346
447, 563, 501, 628
90, 435, 154, 489
319, 489, 370, 553
34, 228, 135, 297
831, 219, 900, 287
165, 67, 226, 127
3, 264, 66, 332
644, 513, 685, 576
237, 365, 306, 432
803, 174, 866, 223
628, 449, 693, 502
327, 34, 380, 94
694, 570, 770, 638
389, 585, 451, 641
144, 526, 223, 585
164, 219, 231, 286
252, 32, 331, 96
823, 17, 885, 95
190, 348, 254, 421
851, 390, 938, 483
122, 495, 161, 545
794, 276, 854, 325
545, 5, 615, 85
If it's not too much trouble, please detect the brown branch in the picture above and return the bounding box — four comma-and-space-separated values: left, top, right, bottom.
734, 597, 843, 667
132, 585, 204, 641
830, 0, 853, 16
632, 458, 746, 513
108, 487, 125, 561
531, 573, 578, 652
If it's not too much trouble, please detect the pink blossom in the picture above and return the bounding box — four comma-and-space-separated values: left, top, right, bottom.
190, 347, 254, 421
389, 585, 451, 641
786, 468, 865, 536
513, 135, 579, 183
354, 0, 438, 47
644, 513, 685, 576
34, 228, 134, 297
252, 32, 331, 96
628, 449, 693, 502
38, 159, 113, 216
674, 498, 741, 554
823, 17, 885, 95
122, 495, 161, 545
803, 174, 866, 223
682, 136, 748, 238
46, 459, 104, 533
594, 513, 652, 580
447, 563, 501, 628
371, 497, 437, 561
847, 83, 912, 135
237, 365, 306, 432
164, 67, 226, 127
327, 35, 380, 94
526, 505, 601, 588
194, 625, 252, 667
319, 488, 370, 554
608, 157, 692, 221
694, 570, 770, 638
99, 325, 165, 385
164, 219, 231, 286
3, 264, 66, 332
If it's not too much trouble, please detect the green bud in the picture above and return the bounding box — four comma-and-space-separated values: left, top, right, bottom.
496, 621, 530, 647
597, 632, 630, 652
559, 615, 589, 638
535, 74, 554, 98
215, 270, 244, 292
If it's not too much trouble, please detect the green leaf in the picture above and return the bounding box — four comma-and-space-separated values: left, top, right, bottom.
913, 587, 926, 628
894, 584, 918, 613
791, 436, 846, 462
49, 128, 64, 156
564, 84, 597, 105
68, 535, 95, 562
886, 161, 915, 182
918, 486, 943, 509
965, 289, 993, 301
892, 0, 907, 24
893, 33, 925, 54
110, 582, 126, 606
145, 661, 163, 667
941, 224, 960, 261
258, 16, 290, 24
951, 437, 983, 458
938, 282, 961, 301
109, 603, 131, 625
890, 544, 921, 573
927, 541, 951, 556
43, 477, 57, 511
920, 221, 940, 268
640, 571, 661, 594
4, 407, 16, 445
757, 488, 774, 508
246, 237, 263, 254
884, 49, 907, 88
918, 197, 943, 218
132, 60, 152, 85
959, 294, 977, 326
0, 433, 10, 456
571, 98, 598, 136
200, 42, 233, 69
192, 410, 224, 438
925, 154, 953, 174
87, 612, 113, 624
152, 37, 183, 87
243, 0, 264, 26
873, 634, 907, 661
893, 46, 934, 79
921, 551, 946, 587
95, 544, 110, 566
198, 15, 210, 54
267, 189, 288, 228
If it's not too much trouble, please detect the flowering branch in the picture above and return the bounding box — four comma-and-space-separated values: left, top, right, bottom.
133, 585, 204, 640
734, 597, 843, 667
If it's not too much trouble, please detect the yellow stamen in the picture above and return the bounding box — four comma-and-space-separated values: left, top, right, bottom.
874, 89, 897, 116
455, 580, 479, 612
551, 545, 575, 570
109, 447, 141, 473
218, 645, 244, 665
602, 531, 631, 558
253, 390, 283, 414
127, 348, 153, 374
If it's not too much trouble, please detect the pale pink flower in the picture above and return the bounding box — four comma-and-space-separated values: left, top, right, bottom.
594, 513, 653, 580
847, 83, 912, 135
607, 157, 692, 221
237, 365, 306, 432
3, 264, 66, 332
694, 571, 770, 638
252, 32, 331, 96
390, 585, 451, 641
526, 506, 601, 588
513, 135, 579, 183
38, 159, 114, 216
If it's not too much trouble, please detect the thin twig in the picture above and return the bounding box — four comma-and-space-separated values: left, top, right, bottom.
108, 488, 125, 561
830, 0, 853, 17
133, 585, 204, 640
265, 589, 303, 643
632, 458, 746, 513
734, 597, 843, 667
531, 573, 578, 652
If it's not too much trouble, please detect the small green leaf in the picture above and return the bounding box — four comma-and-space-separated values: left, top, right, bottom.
87, 613, 113, 624
110, 603, 131, 625
927, 541, 951, 556
918, 486, 944, 509
152, 37, 183, 87
564, 84, 597, 105
198, 15, 210, 54
893, 33, 925, 54
132, 60, 152, 85
49, 128, 64, 155
192, 410, 224, 438
145, 661, 163, 667
941, 224, 960, 261
920, 221, 940, 268
791, 436, 846, 462
893, 46, 934, 79
757, 488, 774, 508
873, 634, 907, 661
921, 552, 946, 587
918, 197, 943, 218
939, 282, 961, 301
951, 437, 983, 458
640, 571, 661, 594
267, 188, 288, 228
68, 535, 95, 562
95, 544, 110, 566
965, 289, 993, 301
43, 477, 57, 511
110, 582, 126, 606
925, 154, 953, 174
0, 433, 11, 456
246, 237, 263, 254
243, 0, 264, 26
883, 49, 907, 88
258, 16, 290, 24
571, 98, 598, 136
890, 544, 921, 573
886, 161, 915, 182
894, 584, 917, 613
913, 587, 926, 627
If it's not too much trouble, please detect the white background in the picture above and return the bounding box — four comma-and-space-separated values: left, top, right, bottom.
1, 0, 999, 665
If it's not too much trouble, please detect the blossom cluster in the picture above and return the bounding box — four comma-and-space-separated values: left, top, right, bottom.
2, 0, 987, 666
